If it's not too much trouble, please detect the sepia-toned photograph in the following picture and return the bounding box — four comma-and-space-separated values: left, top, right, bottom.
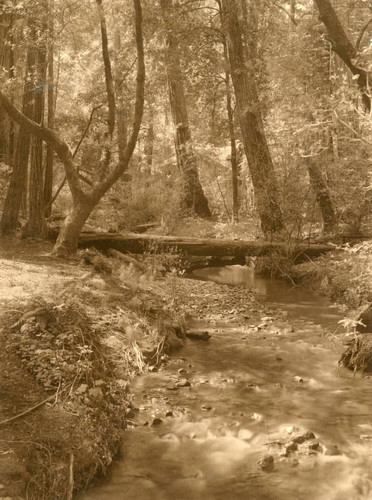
1, 0, 372, 498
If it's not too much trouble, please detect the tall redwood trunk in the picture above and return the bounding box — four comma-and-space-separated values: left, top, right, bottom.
0, 9, 12, 164
0, 48, 34, 234
160, 0, 211, 218
23, 22, 48, 238
221, 0, 284, 234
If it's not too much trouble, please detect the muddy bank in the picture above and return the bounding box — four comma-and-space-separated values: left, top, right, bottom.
0, 244, 186, 500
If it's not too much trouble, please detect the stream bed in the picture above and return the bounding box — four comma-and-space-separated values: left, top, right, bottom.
80, 266, 372, 500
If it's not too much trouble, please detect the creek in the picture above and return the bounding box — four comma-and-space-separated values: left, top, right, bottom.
80, 266, 372, 500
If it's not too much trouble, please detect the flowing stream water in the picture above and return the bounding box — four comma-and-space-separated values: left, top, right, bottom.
80, 266, 372, 500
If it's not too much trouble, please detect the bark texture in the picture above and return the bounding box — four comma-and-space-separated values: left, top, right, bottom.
160, 0, 211, 218
306, 158, 337, 233
313, 0, 371, 111
0, 9, 13, 164
221, 0, 284, 234
23, 21, 48, 239
0, 48, 34, 234
48, 229, 335, 260
220, 21, 240, 221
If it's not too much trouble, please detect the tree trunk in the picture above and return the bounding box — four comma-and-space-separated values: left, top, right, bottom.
313, 0, 371, 112
221, 0, 284, 235
53, 198, 94, 258
0, 48, 34, 234
143, 118, 154, 173
220, 24, 239, 221
160, 0, 211, 218
0, 9, 12, 164
306, 158, 337, 233
44, 0, 55, 218
22, 24, 47, 239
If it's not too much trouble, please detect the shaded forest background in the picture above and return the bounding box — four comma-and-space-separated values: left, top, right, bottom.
0, 0, 371, 255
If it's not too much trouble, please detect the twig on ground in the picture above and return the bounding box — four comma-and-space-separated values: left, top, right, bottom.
67, 452, 74, 500
0, 394, 56, 426
0, 439, 52, 465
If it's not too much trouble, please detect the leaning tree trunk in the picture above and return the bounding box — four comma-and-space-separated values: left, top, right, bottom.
0, 47, 34, 234
306, 158, 336, 233
313, 0, 371, 112
23, 23, 48, 239
160, 0, 211, 218
221, 0, 284, 235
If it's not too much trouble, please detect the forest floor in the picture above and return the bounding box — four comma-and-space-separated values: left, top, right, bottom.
0, 231, 371, 499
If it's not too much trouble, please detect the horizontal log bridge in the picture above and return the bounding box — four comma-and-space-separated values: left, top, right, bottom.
72, 232, 335, 260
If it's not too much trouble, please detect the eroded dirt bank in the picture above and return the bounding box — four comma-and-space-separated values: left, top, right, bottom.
0, 240, 188, 500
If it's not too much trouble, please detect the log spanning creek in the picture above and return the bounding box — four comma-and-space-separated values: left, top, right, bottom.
80, 266, 372, 500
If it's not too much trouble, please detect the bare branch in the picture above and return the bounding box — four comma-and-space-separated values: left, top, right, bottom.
0, 92, 84, 200
355, 16, 372, 51
271, 0, 298, 26
334, 110, 372, 146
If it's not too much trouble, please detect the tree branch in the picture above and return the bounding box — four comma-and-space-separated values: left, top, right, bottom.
92, 0, 145, 199
47, 104, 102, 210
0, 91, 85, 199
355, 16, 372, 51
271, 0, 298, 26
313, 0, 370, 112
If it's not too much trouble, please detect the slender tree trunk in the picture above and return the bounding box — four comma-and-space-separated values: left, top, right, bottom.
306, 158, 336, 233
220, 23, 239, 221
226, 77, 239, 222
143, 104, 154, 177
114, 29, 127, 163
23, 24, 47, 238
0, 48, 34, 234
160, 0, 211, 218
221, 0, 284, 234
44, 0, 54, 218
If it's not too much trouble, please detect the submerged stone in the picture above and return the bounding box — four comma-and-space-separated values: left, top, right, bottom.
257, 455, 274, 472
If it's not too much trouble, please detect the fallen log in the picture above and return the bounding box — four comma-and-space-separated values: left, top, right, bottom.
68, 232, 335, 260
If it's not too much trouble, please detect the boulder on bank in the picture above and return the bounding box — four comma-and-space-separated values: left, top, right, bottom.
186, 330, 211, 341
